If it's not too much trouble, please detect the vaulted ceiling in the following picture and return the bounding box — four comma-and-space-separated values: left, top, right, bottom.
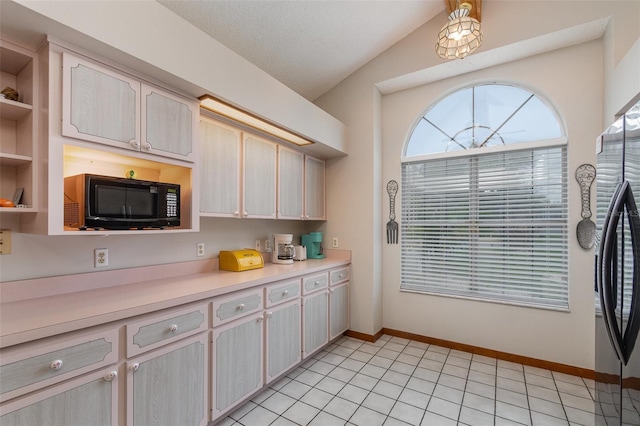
158, 1, 447, 101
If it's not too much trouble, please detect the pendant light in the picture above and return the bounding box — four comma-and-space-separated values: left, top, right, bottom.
435, 2, 482, 60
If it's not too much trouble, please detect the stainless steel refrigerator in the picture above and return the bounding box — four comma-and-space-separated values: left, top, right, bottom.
595, 99, 640, 426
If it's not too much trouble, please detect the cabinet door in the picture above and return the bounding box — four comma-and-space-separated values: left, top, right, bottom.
141, 84, 197, 162
127, 333, 207, 426
302, 290, 329, 359
265, 299, 301, 384
0, 367, 118, 426
305, 156, 326, 220
329, 282, 349, 341
243, 134, 277, 219
211, 312, 264, 419
277, 146, 304, 220
199, 118, 241, 217
62, 52, 140, 150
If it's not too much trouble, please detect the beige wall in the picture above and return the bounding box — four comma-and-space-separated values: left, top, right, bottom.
382, 41, 601, 369
316, 1, 640, 369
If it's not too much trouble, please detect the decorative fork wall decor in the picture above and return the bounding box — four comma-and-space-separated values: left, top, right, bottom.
386, 180, 399, 244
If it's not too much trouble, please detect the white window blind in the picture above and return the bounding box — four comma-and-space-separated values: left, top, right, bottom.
400, 146, 568, 309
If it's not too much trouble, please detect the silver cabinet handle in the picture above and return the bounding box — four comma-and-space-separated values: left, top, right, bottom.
142, 142, 152, 151
130, 140, 140, 150
169, 324, 178, 333
283, 290, 289, 296
130, 363, 140, 373
50, 359, 63, 370
238, 303, 245, 310
104, 370, 118, 382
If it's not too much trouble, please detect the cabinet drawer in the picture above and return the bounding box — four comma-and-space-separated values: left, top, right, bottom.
0, 327, 118, 402
330, 267, 350, 285
265, 279, 301, 307
302, 272, 329, 295
212, 289, 263, 327
126, 303, 208, 357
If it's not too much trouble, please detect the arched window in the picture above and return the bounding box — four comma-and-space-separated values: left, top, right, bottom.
400, 83, 568, 309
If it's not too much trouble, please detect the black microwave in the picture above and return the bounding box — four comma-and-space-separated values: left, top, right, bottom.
64, 174, 180, 230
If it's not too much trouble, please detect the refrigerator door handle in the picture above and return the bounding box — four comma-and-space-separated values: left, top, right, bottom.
599, 181, 640, 365
621, 184, 640, 365
599, 183, 625, 362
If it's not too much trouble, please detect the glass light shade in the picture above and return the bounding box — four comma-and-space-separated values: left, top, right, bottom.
435, 8, 482, 60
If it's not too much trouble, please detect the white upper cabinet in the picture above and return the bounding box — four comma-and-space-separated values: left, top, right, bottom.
62, 52, 139, 150
277, 146, 304, 220
242, 134, 277, 219
141, 84, 197, 161
62, 52, 196, 162
305, 155, 326, 220
199, 117, 241, 217
199, 116, 326, 221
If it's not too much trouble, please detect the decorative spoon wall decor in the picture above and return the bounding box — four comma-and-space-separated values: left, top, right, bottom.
575, 164, 596, 249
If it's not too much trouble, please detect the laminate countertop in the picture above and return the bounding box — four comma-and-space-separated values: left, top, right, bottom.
0, 250, 351, 348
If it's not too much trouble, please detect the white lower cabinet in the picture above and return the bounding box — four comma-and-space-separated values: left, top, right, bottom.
265, 298, 301, 384
211, 311, 264, 420
302, 272, 330, 359
0, 365, 118, 426
329, 266, 350, 342
302, 290, 329, 359
127, 333, 207, 426
0, 263, 349, 426
330, 282, 350, 341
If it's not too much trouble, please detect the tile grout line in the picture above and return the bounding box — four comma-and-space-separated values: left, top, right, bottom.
225, 335, 596, 426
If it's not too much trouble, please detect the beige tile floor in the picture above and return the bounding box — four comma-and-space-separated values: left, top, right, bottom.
217, 335, 595, 426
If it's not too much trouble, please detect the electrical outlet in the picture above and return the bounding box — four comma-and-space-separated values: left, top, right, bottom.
94, 248, 108, 268
255, 240, 261, 251
196, 242, 205, 257
332, 237, 339, 248
264, 239, 272, 252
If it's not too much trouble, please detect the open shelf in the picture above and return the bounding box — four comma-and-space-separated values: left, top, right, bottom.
0, 97, 32, 121
0, 152, 32, 167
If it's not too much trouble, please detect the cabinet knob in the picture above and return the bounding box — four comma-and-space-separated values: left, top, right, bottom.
169, 324, 178, 333
339, 273, 345, 278
330, 289, 334, 293
233, 211, 240, 216
50, 359, 63, 370
130, 140, 140, 150
142, 142, 152, 152
237, 303, 245, 310
243, 211, 248, 217
283, 290, 289, 296
130, 363, 140, 373
315, 281, 320, 286
103, 370, 118, 382
257, 316, 264, 322
266, 312, 273, 318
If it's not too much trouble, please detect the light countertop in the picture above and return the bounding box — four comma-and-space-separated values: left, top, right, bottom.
0, 250, 350, 348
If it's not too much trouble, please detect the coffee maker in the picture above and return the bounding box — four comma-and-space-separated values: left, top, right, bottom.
301, 232, 325, 259
272, 234, 295, 264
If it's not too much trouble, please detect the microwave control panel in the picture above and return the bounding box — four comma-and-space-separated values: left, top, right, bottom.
166, 191, 178, 217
